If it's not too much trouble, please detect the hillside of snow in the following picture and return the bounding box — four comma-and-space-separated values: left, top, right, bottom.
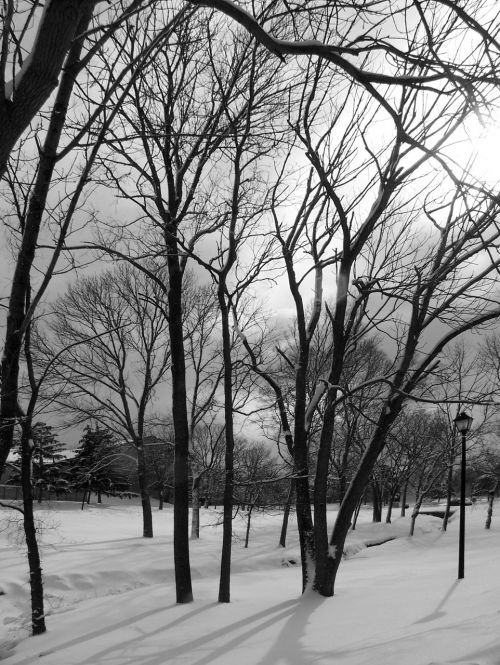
1, 498, 499, 664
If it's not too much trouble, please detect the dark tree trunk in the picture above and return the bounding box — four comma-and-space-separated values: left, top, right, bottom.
0, 5, 95, 478
485, 481, 498, 529
0, 1, 97, 178
372, 481, 382, 522
338, 472, 348, 505
442, 461, 454, 532
21, 430, 46, 635
218, 292, 235, 603
400, 481, 408, 517
311, 263, 349, 597
325, 399, 403, 594
244, 504, 254, 548
312, 396, 337, 597
351, 494, 364, 531
136, 444, 153, 538
279, 478, 295, 548
294, 436, 315, 592
385, 492, 395, 523
191, 475, 201, 539
166, 233, 193, 603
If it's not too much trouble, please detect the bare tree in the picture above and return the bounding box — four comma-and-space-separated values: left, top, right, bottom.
38, 263, 171, 537
0, 3, 186, 480
234, 441, 282, 548
190, 423, 225, 538
86, 5, 285, 603
232, 2, 500, 596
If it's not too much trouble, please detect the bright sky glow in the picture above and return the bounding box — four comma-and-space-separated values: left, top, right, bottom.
451, 113, 500, 188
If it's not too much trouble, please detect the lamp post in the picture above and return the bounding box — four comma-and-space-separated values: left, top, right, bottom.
454, 411, 473, 580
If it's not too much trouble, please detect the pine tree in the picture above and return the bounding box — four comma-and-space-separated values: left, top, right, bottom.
71, 426, 129, 505
8, 422, 70, 501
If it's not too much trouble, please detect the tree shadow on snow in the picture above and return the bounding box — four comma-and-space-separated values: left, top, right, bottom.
14, 598, 303, 665
132, 598, 302, 665
414, 580, 461, 624
256, 594, 329, 665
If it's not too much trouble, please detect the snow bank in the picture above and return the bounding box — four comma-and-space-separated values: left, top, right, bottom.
1, 499, 499, 664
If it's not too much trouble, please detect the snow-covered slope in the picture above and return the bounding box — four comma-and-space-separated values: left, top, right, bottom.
1, 499, 499, 664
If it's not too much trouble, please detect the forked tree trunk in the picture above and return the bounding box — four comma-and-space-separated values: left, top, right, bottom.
322, 400, 403, 596
311, 265, 349, 597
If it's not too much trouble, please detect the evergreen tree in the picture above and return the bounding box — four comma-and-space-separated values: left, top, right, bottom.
33, 423, 68, 501
9, 422, 70, 501
71, 426, 129, 504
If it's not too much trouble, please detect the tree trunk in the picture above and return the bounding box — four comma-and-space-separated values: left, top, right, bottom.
351, 494, 364, 531
372, 480, 382, 522
0, 4, 95, 478
244, 505, 254, 548
312, 397, 337, 597
295, 471, 315, 592
191, 475, 201, 539
400, 481, 408, 517
385, 492, 395, 523
158, 491, 164, 510
311, 264, 349, 597
136, 444, 153, 538
409, 494, 424, 536
485, 481, 498, 529
326, 398, 403, 594
166, 231, 193, 604
279, 478, 295, 547
218, 292, 235, 603
0, 1, 97, 178
21, 431, 46, 635
442, 461, 454, 532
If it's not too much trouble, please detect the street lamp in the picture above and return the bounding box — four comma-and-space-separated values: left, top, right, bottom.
454, 411, 473, 580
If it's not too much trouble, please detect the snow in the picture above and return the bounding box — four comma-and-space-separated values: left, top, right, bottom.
1, 499, 500, 664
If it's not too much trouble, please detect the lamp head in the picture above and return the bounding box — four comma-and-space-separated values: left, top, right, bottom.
454, 411, 473, 433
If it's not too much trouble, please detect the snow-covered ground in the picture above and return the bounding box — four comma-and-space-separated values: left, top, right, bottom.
1, 498, 499, 664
